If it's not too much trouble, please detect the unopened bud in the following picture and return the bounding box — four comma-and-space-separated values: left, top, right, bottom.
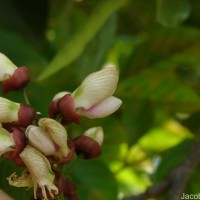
2, 66, 30, 94
0, 98, 36, 128
0, 127, 15, 156
84, 126, 104, 146
26, 125, 57, 156
74, 135, 101, 159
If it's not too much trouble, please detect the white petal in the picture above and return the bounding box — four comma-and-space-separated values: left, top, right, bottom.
52, 91, 71, 101
78, 96, 122, 119
0, 97, 20, 123
39, 118, 69, 158
26, 125, 56, 156
0, 53, 17, 81
72, 66, 119, 109
0, 128, 15, 156
84, 127, 104, 146
20, 145, 58, 199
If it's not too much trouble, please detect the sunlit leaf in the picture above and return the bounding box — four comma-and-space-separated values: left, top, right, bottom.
38, 0, 127, 81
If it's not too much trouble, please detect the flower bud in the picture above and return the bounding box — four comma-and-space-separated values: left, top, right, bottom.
26, 125, 57, 156
74, 132, 103, 160
39, 118, 70, 159
74, 127, 104, 159
2, 66, 30, 94
0, 97, 36, 127
72, 66, 119, 109
26, 118, 74, 164
84, 126, 104, 146
57, 94, 81, 125
1, 127, 26, 166
8, 145, 58, 200
49, 66, 122, 125
16, 104, 36, 127
0, 127, 15, 156
10, 127, 26, 166
0, 53, 17, 81
48, 91, 71, 120
0, 53, 30, 94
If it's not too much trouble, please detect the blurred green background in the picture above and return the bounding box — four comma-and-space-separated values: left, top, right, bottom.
1, 0, 200, 199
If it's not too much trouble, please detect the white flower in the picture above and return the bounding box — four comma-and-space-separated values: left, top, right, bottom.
50, 64, 122, 121
8, 145, 58, 200
0, 53, 17, 81
0, 127, 15, 156
0, 97, 36, 127
25, 125, 56, 156
26, 118, 69, 159
0, 97, 19, 123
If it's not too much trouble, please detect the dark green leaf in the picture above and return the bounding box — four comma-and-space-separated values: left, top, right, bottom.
152, 139, 193, 182
38, 0, 127, 81
69, 159, 118, 200
122, 99, 155, 146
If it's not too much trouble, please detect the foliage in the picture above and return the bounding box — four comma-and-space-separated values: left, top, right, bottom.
0, 0, 200, 199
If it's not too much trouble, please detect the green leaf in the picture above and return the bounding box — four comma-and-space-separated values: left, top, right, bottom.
119, 67, 200, 113
69, 159, 118, 200
38, 0, 127, 81
0, 159, 32, 200
122, 99, 155, 146
0, 28, 47, 78
156, 0, 191, 27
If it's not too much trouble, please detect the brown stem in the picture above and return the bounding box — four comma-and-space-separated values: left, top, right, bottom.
168, 136, 200, 200
122, 136, 200, 200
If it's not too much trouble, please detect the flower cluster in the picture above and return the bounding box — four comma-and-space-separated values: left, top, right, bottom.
0, 53, 122, 200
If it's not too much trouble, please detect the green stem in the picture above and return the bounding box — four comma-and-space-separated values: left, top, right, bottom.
65, 156, 81, 176
23, 89, 31, 105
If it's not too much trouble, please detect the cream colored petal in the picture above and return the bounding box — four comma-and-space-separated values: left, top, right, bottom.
72, 66, 119, 109
26, 125, 56, 156
0, 53, 17, 81
52, 91, 71, 101
0, 189, 14, 200
7, 170, 33, 188
78, 96, 122, 119
39, 118, 69, 158
0, 128, 15, 156
84, 127, 104, 146
20, 145, 58, 199
0, 97, 19, 123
